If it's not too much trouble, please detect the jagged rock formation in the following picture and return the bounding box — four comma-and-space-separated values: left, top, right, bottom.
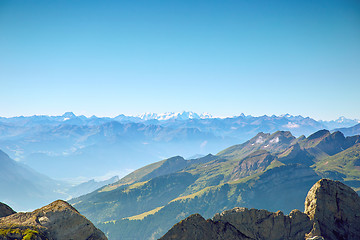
212, 208, 312, 240
0, 203, 15, 218
160, 179, 360, 240
0, 200, 107, 240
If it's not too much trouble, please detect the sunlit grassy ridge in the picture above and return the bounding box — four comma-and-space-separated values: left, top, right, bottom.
314, 143, 360, 180
126, 206, 165, 220
100, 160, 166, 192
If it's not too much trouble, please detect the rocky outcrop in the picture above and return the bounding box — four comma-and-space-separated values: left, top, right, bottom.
304, 179, 360, 240
212, 208, 311, 240
161, 213, 250, 240
161, 208, 311, 240
160, 179, 360, 240
0, 200, 107, 240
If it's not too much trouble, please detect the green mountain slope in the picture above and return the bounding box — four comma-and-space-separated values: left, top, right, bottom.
70, 130, 360, 240
277, 143, 316, 166
314, 143, 360, 184
98, 164, 320, 240
100, 154, 219, 193
72, 172, 197, 223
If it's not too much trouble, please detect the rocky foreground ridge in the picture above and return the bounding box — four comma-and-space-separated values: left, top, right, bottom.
160, 179, 360, 240
0, 200, 107, 240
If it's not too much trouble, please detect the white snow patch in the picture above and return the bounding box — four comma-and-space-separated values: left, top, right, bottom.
270, 137, 280, 144
255, 136, 265, 144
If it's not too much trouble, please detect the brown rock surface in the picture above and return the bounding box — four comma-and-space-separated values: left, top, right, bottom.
212, 208, 311, 240
0, 200, 107, 240
160, 179, 360, 240
0, 202, 15, 218
304, 179, 360, 240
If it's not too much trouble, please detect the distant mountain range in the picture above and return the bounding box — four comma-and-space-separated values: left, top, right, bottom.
70, 129, 360, 240
1, 111, 359, 126
1, 112, 359, 181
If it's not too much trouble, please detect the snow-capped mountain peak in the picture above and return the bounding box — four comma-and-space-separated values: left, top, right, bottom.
135, 111, 213, 121
137, 112, 159, 121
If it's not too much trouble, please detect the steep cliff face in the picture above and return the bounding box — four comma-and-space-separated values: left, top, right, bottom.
0, 203, 15, 218
0, 200, 107, 240
160, 179, 360, 240
304, 179, 360, 240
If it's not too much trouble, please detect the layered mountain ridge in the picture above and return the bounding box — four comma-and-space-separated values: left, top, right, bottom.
1, 112, 359, 183
70, 129, 360, 239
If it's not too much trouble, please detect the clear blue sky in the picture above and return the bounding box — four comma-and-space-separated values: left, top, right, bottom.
1, 0, 359, 120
